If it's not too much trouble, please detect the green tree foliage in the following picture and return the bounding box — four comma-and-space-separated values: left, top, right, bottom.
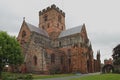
0, 31, 23, 78
112, 44, 120, 65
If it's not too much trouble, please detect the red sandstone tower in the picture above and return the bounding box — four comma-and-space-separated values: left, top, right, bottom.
39, 4, 65, 39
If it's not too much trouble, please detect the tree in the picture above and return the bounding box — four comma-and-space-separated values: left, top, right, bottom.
112, 44, 120, 65
0, 31, 23, 78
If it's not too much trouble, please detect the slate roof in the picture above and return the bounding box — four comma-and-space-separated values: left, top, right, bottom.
59, 25, 83, 38
25, 22, 49, 37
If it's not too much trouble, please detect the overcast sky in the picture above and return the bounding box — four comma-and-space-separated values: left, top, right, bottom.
0, 0, 120, 63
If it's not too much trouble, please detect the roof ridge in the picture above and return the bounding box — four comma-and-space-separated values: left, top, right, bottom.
25, 21, 49, 37
59, 24, 83, 38
66, 24, 83, 31
25, 22, 38, 28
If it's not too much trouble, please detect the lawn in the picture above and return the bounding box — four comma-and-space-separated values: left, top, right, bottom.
2, 72, 120, 80
71, 74, 120, 80
33, 73, 75, 79
1, 72, 75, 79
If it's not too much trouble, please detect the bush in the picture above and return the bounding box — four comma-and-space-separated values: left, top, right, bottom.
25, 74, 33, 80
17, 74, 33, 80
2, 72, 33, 80
2, 74, 17, 80
17, 75, 25, 79
114, 68, 120, 73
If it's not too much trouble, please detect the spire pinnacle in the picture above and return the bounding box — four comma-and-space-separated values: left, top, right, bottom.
23, 17, 25, 21
97, 50, 100, 55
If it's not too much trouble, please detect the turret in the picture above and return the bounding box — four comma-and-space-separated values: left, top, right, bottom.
97, 50, 100, 60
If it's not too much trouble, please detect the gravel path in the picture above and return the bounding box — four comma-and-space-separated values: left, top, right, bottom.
34, 72, 100, 80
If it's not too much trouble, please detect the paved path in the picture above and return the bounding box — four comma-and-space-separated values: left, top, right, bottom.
34, 72, 100, 80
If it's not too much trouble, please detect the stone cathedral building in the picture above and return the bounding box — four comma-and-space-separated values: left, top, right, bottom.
17, 4, 101, 74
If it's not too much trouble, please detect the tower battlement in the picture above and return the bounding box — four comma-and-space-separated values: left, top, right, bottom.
39, 4, 65, 17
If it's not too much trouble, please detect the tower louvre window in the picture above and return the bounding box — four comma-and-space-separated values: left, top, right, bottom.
48, 23, 50, 28
58, 15, 62, 23
44, 15, 48, 21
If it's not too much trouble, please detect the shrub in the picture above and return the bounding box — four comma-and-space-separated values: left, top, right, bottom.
17, 75, 25, 79
2, 72, 33, 80
2, 74, 17, 80
114, 68, 120, 73
25, 74, 33, 80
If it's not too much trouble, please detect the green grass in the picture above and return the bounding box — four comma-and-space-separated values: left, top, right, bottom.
2, 72, 30, 77
4, 72, 119, 80
71, 74, 120, 80
33, 73, 75, 79
2, 72, 75, 79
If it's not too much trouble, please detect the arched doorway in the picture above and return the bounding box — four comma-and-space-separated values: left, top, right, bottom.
102, 64, 114, 73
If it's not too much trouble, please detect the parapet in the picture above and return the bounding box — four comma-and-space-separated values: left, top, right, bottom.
39, 4, 65, 17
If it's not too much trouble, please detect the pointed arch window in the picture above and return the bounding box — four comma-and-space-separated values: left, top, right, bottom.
22, 30, 26, 38
68, 49, 71, 58
33, 55, 37, 65
61, 56, 64, 64
44, 15, 48, 21
67, 49, 71, 66
59, 41, 61, 47
68, 58, 71, 66
51, 54, 55, 63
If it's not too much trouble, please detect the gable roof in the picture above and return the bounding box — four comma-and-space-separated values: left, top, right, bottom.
25, 22, 49, 37
59, 25, 83, 38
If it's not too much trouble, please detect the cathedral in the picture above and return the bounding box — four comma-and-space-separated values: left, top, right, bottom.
17, 4, 101, 74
